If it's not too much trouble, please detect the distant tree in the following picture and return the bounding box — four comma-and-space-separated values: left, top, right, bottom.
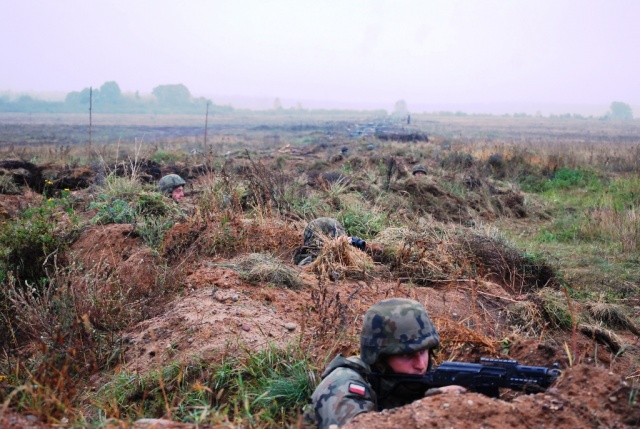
273, 97, 283, 110
607, 101, 633, 120
97, 81, 123, 104
152, 84, 191, 105
65, 88, 92, 105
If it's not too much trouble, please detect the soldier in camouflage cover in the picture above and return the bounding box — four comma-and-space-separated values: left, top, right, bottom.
304, 217, 346, 252
293, 218, 365, 266
303, 298, 464, 428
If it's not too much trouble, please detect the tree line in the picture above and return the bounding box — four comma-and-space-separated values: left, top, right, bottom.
0, 81, 233, 115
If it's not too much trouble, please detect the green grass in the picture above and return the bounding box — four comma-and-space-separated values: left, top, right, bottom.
91, 343, 316, 427
336, 193, 388, 239
0, 194, 79, 286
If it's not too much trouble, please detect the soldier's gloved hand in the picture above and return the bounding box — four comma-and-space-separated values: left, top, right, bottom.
349, 237, 366, 251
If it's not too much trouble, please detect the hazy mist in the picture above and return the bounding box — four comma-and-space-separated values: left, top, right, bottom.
2, 0, 639, 115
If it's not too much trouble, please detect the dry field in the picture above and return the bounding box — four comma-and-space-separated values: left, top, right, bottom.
1, 112, 639, 428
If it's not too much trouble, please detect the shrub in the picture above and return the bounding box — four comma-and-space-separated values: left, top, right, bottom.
90, 198, 136, 224
0, 198, 78, 286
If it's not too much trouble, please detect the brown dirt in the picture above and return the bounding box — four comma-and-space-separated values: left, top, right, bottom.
120, 266, 305, 373
0, 189, 41, 219
345, 364, 640, 429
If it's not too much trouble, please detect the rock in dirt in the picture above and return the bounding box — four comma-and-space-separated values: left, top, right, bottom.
284, 322, 297, 331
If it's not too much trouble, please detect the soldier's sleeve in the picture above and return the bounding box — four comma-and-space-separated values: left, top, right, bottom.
304, 367, 376, 428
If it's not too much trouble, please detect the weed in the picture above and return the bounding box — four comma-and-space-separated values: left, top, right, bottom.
0, 197, 78, 286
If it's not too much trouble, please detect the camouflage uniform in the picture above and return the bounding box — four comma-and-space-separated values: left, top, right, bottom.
304, 298, 440, 428
294, 218, 346, 265
303, 355, 376, 428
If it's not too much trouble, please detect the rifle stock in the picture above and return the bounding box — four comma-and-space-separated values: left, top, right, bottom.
370, 358, 561, 399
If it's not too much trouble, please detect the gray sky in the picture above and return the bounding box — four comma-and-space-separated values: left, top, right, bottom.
2, 0, 639, 113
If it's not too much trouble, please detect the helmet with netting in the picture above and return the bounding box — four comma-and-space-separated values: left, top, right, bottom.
158, 174, 186, 195
412, 165, 427, 176
303, 217, 346, 252
360, 298, 439, 366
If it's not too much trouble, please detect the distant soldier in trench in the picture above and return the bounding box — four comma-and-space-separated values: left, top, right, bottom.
293, 217, 366, 266
411, 164, 427, 177
158, 174, 186, 203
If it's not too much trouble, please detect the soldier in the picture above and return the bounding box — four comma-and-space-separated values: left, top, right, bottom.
412, 165, 427, 177
304, 298, 465, 428
293, 217, 366, 266
158, 174, 186, 202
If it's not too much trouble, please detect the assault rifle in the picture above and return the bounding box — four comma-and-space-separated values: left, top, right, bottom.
370, 358, 561, 399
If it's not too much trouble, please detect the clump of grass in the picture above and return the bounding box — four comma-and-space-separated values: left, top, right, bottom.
460, 228, 558, 293
532, 287, 575, 330
580, 206, 640, 252
102, 172, 146, 199
308, 235, 374, 281
335, 193, 388, 239
433, 316, 498, 360
0, 174, 20, 194
508, 300, 547, 335
0, 196, 80, 344
579, 323, 623, 354
234, 253, 303, 289
586, 301, 640, 335
373, 222, 555, 291
520, 167, 602, 194
376, 224, 464, 284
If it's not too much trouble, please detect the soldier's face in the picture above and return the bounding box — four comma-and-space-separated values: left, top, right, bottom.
386, 349, 430, 375
172, 186, 185, 202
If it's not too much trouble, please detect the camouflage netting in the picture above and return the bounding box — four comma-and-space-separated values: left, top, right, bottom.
374, 224, 557, 292
307, 235, 374, 281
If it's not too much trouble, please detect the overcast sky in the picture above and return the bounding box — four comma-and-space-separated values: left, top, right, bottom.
1, 0, 639, 113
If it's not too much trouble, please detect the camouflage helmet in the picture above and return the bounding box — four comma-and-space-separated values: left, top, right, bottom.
158, 174, 186, 195
412, 165, 427, 176
360, 298, 439, 366
303, 217, 346, 249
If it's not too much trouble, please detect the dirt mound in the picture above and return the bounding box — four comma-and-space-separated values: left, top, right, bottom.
69, 223, 159, 295
119, 266, 303, 373
0, 189, 40, 218
345, 364, 639, 429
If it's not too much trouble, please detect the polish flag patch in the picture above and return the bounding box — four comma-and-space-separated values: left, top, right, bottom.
348, 383, 366, 396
